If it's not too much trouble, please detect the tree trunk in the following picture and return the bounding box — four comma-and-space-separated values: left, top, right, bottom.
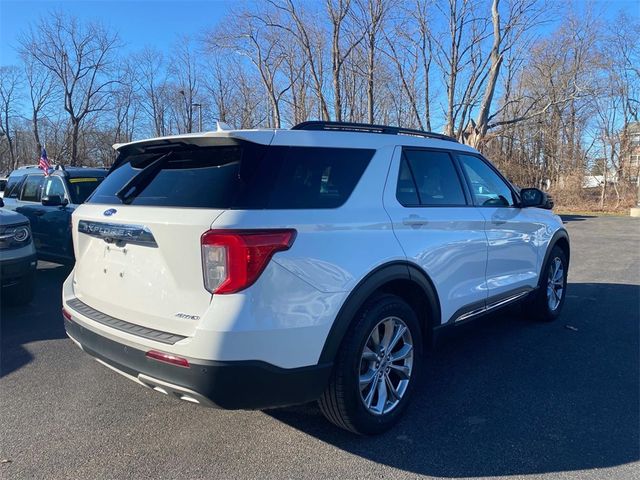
32, 111, 42, 159
71, 120, 80, 166
367, 37, 375, 124
470, 0, 502, 148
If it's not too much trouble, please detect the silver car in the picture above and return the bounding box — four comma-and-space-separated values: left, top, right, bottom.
0, 198, 37, 305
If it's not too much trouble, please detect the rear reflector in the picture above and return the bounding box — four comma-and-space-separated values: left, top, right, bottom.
145, 350, 190, 368
201, 229, 296, 294
62, 308, 72, 321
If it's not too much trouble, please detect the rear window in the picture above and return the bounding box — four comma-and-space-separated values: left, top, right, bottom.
67, 177, 104, 204
89, 143, 374, 209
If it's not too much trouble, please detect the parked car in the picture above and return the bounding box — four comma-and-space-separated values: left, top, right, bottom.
2, 166, 107, 264
62, 121, 569, 434
0, 197, 37, 305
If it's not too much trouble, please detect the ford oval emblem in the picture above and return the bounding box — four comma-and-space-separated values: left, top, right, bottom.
103, 208, 117, 217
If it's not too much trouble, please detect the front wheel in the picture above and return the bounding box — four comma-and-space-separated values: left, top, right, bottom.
527, 246, 568, 322
318, 294, 423, 435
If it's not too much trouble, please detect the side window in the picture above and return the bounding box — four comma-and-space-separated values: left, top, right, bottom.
44, 177, 67, 199
4, 176, 25, 198
20, 175, 44, 202
397, 150, 466, 206
458, 154, 515, 207
396, 157, 420, 206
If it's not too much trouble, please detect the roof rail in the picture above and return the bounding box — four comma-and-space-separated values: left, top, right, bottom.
291, 121, 458, 142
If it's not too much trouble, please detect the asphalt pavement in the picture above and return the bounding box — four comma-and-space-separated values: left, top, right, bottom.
1, 215, 639, 479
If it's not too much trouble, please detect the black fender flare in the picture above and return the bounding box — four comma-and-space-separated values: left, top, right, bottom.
318, 261, 441, 364
538, 228, 570, 285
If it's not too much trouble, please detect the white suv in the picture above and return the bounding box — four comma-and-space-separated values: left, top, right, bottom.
63, 121, 569, 434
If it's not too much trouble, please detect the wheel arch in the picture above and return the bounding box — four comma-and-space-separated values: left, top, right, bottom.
540, 228, 570, 281
318, 261, 441, 364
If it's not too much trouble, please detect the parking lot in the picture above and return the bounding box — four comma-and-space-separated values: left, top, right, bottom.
1, 215, 638, 480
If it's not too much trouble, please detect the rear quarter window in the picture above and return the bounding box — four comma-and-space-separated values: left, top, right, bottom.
239, 146, 375, 209
89, 143, 374, 209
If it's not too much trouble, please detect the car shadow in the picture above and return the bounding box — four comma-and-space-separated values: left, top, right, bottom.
559, 214, 596, 223
265, 282, 640, 477
1, 262, 71, 378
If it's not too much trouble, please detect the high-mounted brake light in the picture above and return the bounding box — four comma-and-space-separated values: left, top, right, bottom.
201, 229, 296, 294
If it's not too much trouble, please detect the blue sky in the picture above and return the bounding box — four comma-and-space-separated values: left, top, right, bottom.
1, 0, 637, 67
0, 0, 232, 64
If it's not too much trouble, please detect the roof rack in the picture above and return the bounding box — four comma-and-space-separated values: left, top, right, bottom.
291, 121, 458, 143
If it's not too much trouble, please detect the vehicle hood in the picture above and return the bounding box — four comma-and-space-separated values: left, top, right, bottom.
0, 208, 29, 227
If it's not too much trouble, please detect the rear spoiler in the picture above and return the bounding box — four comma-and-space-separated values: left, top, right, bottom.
112, 129, 275, 153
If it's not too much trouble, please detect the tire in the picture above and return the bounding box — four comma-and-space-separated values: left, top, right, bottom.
318, 294, 423, 435
526, 245, 568, 322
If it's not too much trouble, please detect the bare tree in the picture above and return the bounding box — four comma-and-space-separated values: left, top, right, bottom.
21, 12, 120, 165
326, 0, 365, 121
266, 0, 331, 121
0, 66, 23, 170
210, 7, 293, 128
382, 7, 425, 129
135, 47, 170, 137
112, 59, 138, 143
21, 53, 56, 159
466, 0, 547, 147
354, 0, 389, 124
169, 36, 200, 133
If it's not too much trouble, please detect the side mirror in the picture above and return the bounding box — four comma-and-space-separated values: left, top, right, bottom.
42, 195, 67, 207
520, 188, 554, 209
0, 197, 4, 207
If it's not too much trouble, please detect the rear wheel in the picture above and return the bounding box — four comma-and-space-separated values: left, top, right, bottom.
526, 246, 568, 322
318, 294, 422, 435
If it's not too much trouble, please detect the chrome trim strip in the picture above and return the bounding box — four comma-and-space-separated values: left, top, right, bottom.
454, 306, 486, 323
486, 291, 530, 311
454, 290, 531, 323
78, 220, 157, 247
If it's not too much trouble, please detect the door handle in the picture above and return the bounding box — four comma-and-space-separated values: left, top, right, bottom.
402, 215, 428, 227
33, 211, 45, 216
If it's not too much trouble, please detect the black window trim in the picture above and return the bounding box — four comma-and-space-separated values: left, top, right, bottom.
395, 146, 471, 208
18, 173, 45, 203
454, 152, 522, 208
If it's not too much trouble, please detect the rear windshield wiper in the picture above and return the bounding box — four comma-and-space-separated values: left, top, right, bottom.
116, 151, 174, 204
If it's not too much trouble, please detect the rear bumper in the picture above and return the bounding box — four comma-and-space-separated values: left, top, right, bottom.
64, 316, 332, 410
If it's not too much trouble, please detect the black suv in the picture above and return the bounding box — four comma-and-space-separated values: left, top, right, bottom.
3, 167, 106, 264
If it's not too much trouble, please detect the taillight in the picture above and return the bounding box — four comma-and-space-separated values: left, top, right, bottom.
145, 350, 190, 368
201, 229, 296, 294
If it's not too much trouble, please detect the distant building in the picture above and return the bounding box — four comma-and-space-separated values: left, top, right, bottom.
622, 122, 640, 181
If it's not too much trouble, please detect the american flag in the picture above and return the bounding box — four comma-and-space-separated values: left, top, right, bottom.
39, 147, 51, 176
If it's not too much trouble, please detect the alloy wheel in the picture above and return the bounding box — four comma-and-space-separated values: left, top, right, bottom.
547, 257, 564, 311
358, 316, 414, 415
